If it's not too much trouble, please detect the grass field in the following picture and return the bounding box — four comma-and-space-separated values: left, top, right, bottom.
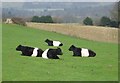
0, 23, 2, 82
2, 24, 118, 81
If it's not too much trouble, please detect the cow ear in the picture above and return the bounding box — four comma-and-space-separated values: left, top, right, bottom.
72, 45, 75, 47
46, 39, 49, 41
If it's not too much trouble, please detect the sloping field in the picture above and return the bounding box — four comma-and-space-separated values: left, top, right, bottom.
27, 22, 118, 43
2, 24, 118, 81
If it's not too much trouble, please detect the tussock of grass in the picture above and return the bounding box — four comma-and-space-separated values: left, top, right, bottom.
2, 24, 118, 81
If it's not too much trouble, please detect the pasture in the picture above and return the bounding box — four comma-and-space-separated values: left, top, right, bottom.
0, 23, 2, 82
2, 24, 118, 81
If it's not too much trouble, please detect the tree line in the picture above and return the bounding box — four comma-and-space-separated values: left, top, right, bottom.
83, 16, 119, 28
30, 2, 119, 28
31, 16, 53, 23
31, 15, 119, 28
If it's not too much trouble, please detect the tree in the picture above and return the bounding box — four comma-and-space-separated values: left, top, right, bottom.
83, 17, 93, 25
111, 2, 120, 22
110, 1, 120, 27
39, 16, 53, 23
118, 1, 120, 26
45, 16, 53, 23
110, 21, 119, 28
100, 16, 111, 26
31, 15, 53, 23
31, 16, 40, 22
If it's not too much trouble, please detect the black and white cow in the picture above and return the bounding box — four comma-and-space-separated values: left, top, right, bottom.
42, 48, 63, 59
16, 45, 43, 57
45, 39, 63, 46
68, 45, 96, 57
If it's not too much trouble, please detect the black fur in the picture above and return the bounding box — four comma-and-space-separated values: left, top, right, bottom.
16, 45, 43, 57
46, 48, 63, 59
59, 43, 63, 46
45, 39, 53, 46
69, 45, 96, 57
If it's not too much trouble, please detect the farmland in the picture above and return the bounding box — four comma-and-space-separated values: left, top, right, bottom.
27, 22, 118, 44
2, 23, 118, 81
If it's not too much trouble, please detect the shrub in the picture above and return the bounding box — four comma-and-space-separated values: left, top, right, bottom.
83, 17, 93, 25
12, 17, 26, 26
110, 21, 119, 28
31, 16, 40, 22
100, 16, 111, 26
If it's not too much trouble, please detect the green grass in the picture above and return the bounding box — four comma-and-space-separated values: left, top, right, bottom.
2, 24, 118, 81
0, 23, 2, 82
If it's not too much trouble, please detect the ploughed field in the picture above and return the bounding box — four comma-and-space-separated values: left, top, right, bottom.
27, 22, 118, 43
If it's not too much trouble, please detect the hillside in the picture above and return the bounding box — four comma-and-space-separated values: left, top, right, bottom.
2, 24, 118, 81
2, 2, 115, 23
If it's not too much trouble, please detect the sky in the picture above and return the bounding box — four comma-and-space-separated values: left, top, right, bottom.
1, 0, 119, 2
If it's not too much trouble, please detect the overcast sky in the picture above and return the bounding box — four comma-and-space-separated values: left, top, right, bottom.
1, 0, 119, 2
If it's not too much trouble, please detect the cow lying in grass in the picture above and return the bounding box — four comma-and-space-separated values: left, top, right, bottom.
42, 48, 63, 59
16, 45, 44, 57
45, 39, 63, 46
16, 45, 63, 59
69, 45, 96, 57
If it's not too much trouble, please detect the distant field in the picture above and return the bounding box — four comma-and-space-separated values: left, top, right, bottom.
2, 24, 118, 81
27, 22, 118, 43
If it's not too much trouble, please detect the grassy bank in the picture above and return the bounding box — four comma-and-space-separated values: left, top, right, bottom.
2, 24, 118, 81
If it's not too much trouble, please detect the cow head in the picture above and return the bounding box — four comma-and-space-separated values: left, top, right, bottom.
16, 45, 23, 51
56, 48, 63, 55
68, 45, 76, 51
